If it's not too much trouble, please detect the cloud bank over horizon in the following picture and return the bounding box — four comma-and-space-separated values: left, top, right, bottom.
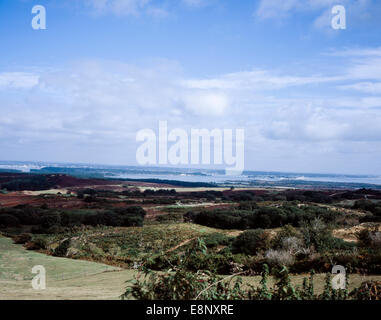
1, 0, 381, 174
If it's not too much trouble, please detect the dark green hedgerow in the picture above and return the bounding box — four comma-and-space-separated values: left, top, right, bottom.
185, 203, 343, 230
0, 206, 146, 232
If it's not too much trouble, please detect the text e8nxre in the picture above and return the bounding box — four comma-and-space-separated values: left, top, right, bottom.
190, 305, 234, 315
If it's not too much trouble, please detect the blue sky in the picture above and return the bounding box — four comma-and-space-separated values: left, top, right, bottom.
1, 0, 381, 174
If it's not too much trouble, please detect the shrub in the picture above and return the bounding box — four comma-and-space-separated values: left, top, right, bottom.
53, 239, 71, 257
353, 200, 377, 212
228, 192, 255, 202
192, 210, 248, 229
156, 213, 183, 224
281, 237, 303, 251
350, 281, 381, 300
319, 273, 349, 300
185, 252, 233, 274
121, 215, 144, 227
26, 236, 48, 250
122, 239, 247, 300
13, 233, 32, 244
122, 238, 373, 300
301, 218, 354, 252
40, 213, 61, 229
238, 202, 258, 211
369, 232, 381, 248
81, 207, 146, 227
0, 214, 20, 227
122, 268, 246, 300
232, 229, 270, 255
60, 212, 82, 227
265, 249, 295, 267
357, 228, 381, 249
272, 267, 302, 300
294, 247, 312, 261
186, 204, 341, 231
359, 215, 381, 223
271, 225, 300, 249
202, 233, 232, 248
144, 254, 180, 270
114, 207, 146, 227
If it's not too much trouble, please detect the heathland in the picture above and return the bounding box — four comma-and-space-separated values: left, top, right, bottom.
1, 172, 381, 299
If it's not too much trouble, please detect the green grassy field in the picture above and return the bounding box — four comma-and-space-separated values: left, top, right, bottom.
0, 236, 119, 281
0, 235, 132, 300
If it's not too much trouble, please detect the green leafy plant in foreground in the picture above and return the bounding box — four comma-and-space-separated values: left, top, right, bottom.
121, 239, 247, 300
121, 238, 375, 300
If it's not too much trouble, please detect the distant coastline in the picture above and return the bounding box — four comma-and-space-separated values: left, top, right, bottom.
0, 161, 380, 190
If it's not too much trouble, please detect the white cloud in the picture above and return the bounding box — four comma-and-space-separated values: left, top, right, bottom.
0, 72, 39, 89
2, 54, 381, 142
347, 58, 381, 80
327, 48, 381, 82
84, 0, 164, 16
2, 48, 381, 171
255, 0, 302, 19
184, 70, 342, 91
255, 0, 347, 20
255, 0, 375, 30
83, 0, 208, 16
182, 92, 229, 116
339, 82, 381, 94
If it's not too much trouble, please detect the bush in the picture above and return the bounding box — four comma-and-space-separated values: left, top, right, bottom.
40, 213, 61, 229
281, 237, 304, 253
354, 200, 381, 221
265, 249, 295, 267
232, 229, 270, 255
301, 218, 354, 252
53, 239, 71, 257
238, 202, 258, 211
123, 267, 246, 300
13, 233, 32, 244
156, 213, 183, 224
123, 257, 364, 300
0, 214, 20, 227
271, 225, 300, 249
82, 207, 146, 227
26, 236, 48, 250
350, 281, 381, 300
186, 204, 341, 231
357, 228, 381, 249
369, 232, 381, 248
114, 207, 146, 227
191, 210, 248, 229
121, 215, 144, 227
185, 252, 233, 274
0, 206, 42, 225
122, 240, 247, 300
202, 233, 232, 248
265, 235, 306, 267
359, 214, 381, 223
353, 200, 377, 212
61, 212, 81, 227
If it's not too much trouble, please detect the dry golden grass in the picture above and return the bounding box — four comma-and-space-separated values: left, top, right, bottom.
333, 222, 381, 242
